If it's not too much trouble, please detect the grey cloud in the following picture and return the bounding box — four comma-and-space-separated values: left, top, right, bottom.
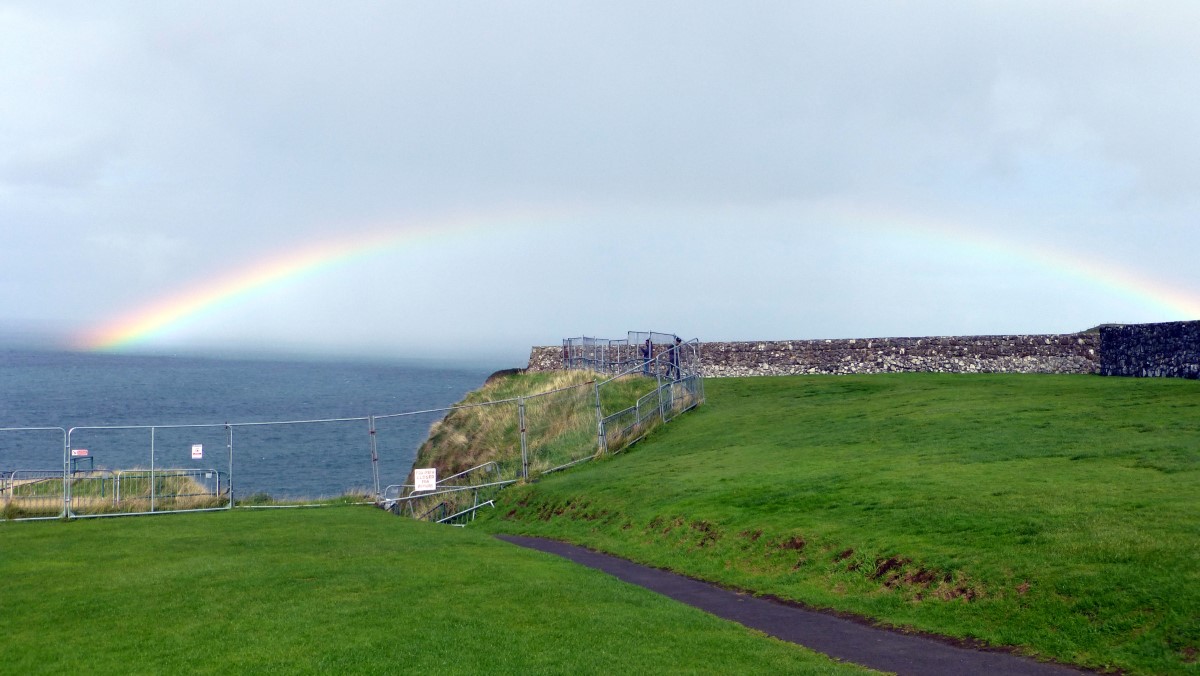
1, 1, 1197, 358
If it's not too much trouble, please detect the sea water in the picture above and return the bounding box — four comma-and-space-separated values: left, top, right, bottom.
0, 349, 496, 499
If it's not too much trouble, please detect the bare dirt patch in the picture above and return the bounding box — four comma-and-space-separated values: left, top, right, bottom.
872, 556, 910, 581
777, 535, 807, 552
690, 520, 720, 547
739, 529, 763, 542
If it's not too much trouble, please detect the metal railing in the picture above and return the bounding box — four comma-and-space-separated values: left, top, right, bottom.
0, 427, 68, 521
387, 343, 705, 523
596, 348, 705, 455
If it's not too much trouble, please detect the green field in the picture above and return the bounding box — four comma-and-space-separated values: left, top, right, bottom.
479, 374, 1200, 675
0, 507, 871, 675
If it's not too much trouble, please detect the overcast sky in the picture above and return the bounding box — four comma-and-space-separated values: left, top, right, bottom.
3, 1, 1198, 364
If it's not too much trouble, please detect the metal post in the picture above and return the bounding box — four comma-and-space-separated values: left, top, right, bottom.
595, 382, 607, 455
656, 359, 666, 423
368, 415, 381, 499
226, 423, 234, 509
518, 398, 528, 480
150, 427, 156, 512
63, 429, 71, 518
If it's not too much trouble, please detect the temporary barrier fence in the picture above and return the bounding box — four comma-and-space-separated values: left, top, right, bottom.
0, 427, 68, 521
3, 338, 705, 524
223, 416, 376, 502
596, 345, 705, 454
563, 331, 702, 382
386, 345, 705, 524
64, 423, 234, 519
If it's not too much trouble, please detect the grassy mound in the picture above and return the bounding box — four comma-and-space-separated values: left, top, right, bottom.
411, 369, 660, 480
399, 369, 664, 523
478, 373, 1200, 675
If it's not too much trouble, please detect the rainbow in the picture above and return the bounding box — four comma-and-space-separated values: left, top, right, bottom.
73, 211, 549, 352
825, 202, 1200, 321
75, 204, 1200, 352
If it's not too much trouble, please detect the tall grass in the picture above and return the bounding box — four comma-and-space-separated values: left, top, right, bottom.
397, 370, 662, 522
3, 471, 224, 518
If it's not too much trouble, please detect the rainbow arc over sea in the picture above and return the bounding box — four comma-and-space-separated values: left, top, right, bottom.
74, 212, 539, 352
74, 206, 1200, 353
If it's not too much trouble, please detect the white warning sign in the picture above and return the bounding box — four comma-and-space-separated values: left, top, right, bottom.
414, 468, 437, 492
191, 444, 203, 460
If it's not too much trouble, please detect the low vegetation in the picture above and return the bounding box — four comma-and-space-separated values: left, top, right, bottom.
2, 471, 223, 518
0, 507, 873, 674
477, 373, 1200, 675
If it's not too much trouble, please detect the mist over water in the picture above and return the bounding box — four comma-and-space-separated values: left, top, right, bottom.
0, 350, 497, 498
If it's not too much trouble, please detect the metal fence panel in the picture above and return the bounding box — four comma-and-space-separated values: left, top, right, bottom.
65, 424, 232, 517
564, 332, 700, 380
372, 409, 462, 496
523, 380, 600, 474
229, 417, 370, 502
596, 369, 662, 454
1, 427, 66, 520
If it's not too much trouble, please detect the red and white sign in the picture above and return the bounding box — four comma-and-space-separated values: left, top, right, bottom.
70, 448, 89, 457
191, 444, 203, 460
414, 468, 437, 492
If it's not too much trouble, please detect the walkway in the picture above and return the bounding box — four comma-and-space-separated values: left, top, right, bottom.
497, 535, 1091, 676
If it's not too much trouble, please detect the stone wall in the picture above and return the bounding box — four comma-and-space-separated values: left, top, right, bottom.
527, 345, 567, 372
1099, 321, 1200, 379
528, 333, 1100, 377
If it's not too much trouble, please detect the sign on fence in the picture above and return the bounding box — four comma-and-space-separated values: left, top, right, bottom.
414, 468, 436, 491
71, 448, 88, 457
191, 444, 203, 460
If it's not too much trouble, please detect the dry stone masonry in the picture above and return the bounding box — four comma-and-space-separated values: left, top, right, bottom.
529, 332, 1100, 377
1100, 321, 1200, 379
529, 321, 1200, 379
691, 334, 1099, 377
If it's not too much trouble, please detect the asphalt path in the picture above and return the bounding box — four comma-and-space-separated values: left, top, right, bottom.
497, 535, 1092, 676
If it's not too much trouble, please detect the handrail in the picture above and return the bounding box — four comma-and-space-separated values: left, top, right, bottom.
379, 461, 500, 497
436, 500, 495, 524
438, 461, 498, 485
385, 478, 518, 502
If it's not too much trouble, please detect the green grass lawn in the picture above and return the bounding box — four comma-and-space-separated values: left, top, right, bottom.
0, 507, 873, 675
478, 374, 1200, 675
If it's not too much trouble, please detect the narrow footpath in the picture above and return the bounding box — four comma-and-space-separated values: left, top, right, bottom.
497, 535, 1092, 676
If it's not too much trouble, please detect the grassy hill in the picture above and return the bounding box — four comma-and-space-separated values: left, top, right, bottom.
411, 370, 595, 479
395, 369, 666, 522
476, 373, 1200, 675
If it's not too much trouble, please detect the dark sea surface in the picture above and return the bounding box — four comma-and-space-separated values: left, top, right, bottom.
0, 349, 496, 498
